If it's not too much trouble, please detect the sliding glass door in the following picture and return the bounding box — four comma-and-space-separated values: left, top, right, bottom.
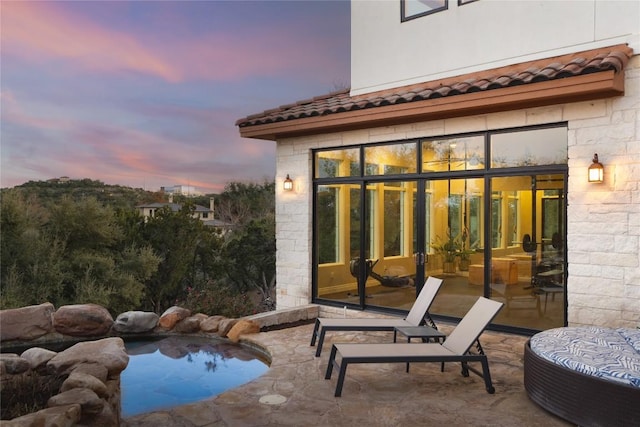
426, 177, 485, 318
488, 174, 566, 329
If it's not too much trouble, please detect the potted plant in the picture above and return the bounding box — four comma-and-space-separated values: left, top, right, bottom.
457, 228, 473, 271
431, 231, 460, 274
457, 248, 474, 271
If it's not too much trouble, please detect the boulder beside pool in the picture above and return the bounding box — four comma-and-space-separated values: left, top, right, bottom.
227, 320, 260, 343
113, 311, 159, 333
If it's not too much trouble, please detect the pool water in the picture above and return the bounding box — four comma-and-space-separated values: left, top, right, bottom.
121, 336, 269, 417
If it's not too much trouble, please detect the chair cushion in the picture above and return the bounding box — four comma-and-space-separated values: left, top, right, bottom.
530, 326, 640, 387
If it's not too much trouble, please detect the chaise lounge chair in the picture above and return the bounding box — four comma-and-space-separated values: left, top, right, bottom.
324, 297, 504, 397
310, 276, 444, 357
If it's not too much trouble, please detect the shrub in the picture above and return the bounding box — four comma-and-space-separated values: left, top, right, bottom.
0, 372, 67, 420
177, 283, 256, 318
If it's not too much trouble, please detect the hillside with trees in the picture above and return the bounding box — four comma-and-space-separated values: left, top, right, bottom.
0, 179, 275, 317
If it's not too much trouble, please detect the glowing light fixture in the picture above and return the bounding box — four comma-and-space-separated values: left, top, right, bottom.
283, 174, 293, 191
588, 153, 604, 183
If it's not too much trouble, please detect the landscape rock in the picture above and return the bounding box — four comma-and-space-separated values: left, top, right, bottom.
158, 306, 191, 330
113, 311, 159, 333
0, 354, 30, 374
0, 302, 55, 342
217, 318, 239, 337
53, 304, 113, 337
173, 315, 202, 333
227, 320, 260, 343
83, 403, 118, 427
48, 388, 104, 416
200, 315, 225, 333
61, 371, 108, 398
71, 362, 109, 383
20, 347, 58, 370
1, 404, 81, 427
48, 337, 128, 377
193, 312, 209, 323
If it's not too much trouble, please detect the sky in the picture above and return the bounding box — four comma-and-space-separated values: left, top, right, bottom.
0, 0, 350, 194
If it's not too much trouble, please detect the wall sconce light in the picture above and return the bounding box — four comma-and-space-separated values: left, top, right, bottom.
588, 153, 604, 183
283, 174, 293, 191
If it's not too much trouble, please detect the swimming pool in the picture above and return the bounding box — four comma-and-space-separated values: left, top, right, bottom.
121, 335, 269, 417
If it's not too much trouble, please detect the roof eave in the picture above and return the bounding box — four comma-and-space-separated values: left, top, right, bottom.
238, 70, 624, 141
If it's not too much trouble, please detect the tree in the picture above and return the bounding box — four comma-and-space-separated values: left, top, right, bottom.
214, 181, 275, 227
1, 179, 277, 315
0, 191, 161, 313
222, 218, 276, 309
138, 203, 207, 313
211, 181, 276, 309
0, 190, 67, 308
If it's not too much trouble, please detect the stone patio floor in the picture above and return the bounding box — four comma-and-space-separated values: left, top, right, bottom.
122, 321, 573, 427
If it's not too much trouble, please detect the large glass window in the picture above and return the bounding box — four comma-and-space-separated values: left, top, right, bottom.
491, 127, 567, 168
315, 148, 360, 178
422, 136, 484, 172
316, 185, 338, 264
364, 142, 417, 175
383, 186, 403, 257
313, 125, 567, 332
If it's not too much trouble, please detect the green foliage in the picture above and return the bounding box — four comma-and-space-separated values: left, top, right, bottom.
431, 231, 462, 263
222, 218, 276, 298
0, 189, 160, 313
214, 180, 275, 227
1, 179, 276, 316
139, 204, 215, 312
9, 178, 161, 210
176, 283, 256, 318
0, 190, 67, 307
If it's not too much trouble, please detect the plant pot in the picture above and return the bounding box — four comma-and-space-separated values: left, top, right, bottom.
458, 259, 470, 271
443, 261, 456, 274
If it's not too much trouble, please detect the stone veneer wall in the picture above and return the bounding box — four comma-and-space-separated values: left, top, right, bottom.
274, 55, 640, 329
565, 55, 640, 328
0, 303, 319, 426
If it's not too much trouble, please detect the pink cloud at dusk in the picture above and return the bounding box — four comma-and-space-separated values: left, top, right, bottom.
0, 1, 350, 194
2, 1, 345, 83
2, 2, 181, 82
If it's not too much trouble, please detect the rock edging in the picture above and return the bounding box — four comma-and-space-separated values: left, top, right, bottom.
0, 303, 319, 426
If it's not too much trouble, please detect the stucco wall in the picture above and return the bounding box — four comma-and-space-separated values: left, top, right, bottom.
274, 55, 639, 329
351, 0, 640, 95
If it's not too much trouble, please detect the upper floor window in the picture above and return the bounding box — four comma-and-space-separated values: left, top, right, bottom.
401, 0, 447, 22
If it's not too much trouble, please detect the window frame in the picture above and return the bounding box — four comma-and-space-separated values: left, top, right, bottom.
401, 0, 448, 22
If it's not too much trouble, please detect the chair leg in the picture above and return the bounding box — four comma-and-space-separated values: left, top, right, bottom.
316, 329, 327, 357
310, 319, 320, 346
325, 345, 348, 397
480, 356, 495, 394
335, 360, 349, 397
460, 361, 470, 377
325, 345, 337, 379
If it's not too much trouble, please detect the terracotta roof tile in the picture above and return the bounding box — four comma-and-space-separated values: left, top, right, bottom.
236, 45, 632, 129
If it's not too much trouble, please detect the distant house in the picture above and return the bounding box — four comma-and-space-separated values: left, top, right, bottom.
160, 184, 201, 197
136, 198, 233, 231
47, 176, 71, 184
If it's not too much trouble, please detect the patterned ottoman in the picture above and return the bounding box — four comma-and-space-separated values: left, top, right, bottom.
524, 327, 640, 427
